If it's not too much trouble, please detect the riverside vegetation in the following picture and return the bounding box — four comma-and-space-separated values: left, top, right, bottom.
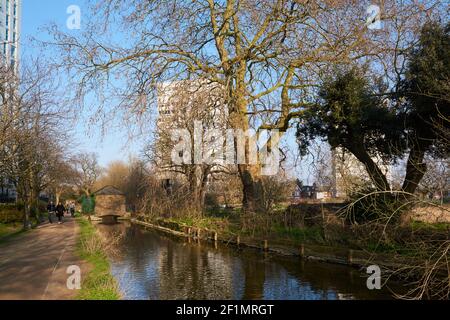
76, 218, 120, 300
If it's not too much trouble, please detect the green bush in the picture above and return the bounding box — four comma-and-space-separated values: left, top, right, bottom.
30, 200, 50, 222
0, 200, 49, 224
0, 204, 22, 223
80, 195, 96, 215
204, 193, 219, 209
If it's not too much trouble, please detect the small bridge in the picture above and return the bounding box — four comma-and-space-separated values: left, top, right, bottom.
97, 214, 122, 224
94, 186, 127, 224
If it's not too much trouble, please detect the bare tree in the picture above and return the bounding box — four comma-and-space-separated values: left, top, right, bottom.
46, 0, 444, 212
123, 158, 149, 210
74, 153, 102, 196
146, 80, 231, 210
0, 59, 71, 228
96, 160, 129, 191
94, 158, 149, 210
208, 172, 243, 208
46, 158, 80, 205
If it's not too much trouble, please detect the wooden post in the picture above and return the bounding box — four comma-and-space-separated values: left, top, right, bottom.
263, 240, 268, 251
348, 249, 354, 265
213, 232, 218, 242
236, 235, 240, 247
197, 228, 201, 240
187, 227, 192, 237
300, 244, 305, 258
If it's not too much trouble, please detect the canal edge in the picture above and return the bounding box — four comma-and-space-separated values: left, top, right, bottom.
130, 218, 419, 273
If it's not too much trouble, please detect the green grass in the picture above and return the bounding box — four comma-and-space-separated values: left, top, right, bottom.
166, 214, 328, 245
167, 216, 231, 233
272, 225, 325, 243
0, 223, 25, 243
75, 218, 120, 300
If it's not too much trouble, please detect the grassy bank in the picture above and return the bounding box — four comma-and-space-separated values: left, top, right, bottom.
159, 209, 449, 257
0, 223, 25, 244
76, 218, 120, 300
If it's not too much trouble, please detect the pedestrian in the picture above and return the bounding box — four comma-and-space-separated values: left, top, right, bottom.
69, 202, 76, 217
55, 203, 66, 224
47, 201, 56, 224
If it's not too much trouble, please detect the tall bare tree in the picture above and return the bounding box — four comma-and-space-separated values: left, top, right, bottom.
146, 80, 232, 210
0, 59, 71, 228
74, 152, 102, 196
47, 0, 443, 211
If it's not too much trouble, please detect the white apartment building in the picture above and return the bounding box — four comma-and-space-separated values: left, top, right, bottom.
155, 80, 228, 184
331, 147, 394, 198
0, 0, 20, 202
0, 0, 20, 68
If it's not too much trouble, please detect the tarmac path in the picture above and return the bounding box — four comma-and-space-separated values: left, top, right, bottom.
0, 217, 88, 300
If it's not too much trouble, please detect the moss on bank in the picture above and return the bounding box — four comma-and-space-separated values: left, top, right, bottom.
76, 218, 120, 300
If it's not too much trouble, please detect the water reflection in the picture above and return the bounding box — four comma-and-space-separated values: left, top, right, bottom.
95, 222, 398, 300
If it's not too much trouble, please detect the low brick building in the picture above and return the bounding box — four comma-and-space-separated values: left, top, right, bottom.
94, 186, 126, 217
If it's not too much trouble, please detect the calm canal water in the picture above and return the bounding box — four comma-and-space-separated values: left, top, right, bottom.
96, 222, 400, 300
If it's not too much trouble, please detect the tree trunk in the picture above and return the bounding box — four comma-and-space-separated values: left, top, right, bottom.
348, 144, 391, 192
17, 184, 31, 230
231, 82, 265, 213
187, 165, 210, 213
198, 166, 209, 211
30, 172, 41, 222
23, 203, 31, 230
238, 164, 264, 213
402, 146, 427, 195
56, 191, 62, 205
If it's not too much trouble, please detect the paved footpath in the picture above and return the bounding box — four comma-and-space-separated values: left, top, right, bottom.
0, 218, 89, 300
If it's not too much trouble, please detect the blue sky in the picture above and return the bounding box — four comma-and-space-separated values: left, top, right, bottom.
21, 0, 145, 167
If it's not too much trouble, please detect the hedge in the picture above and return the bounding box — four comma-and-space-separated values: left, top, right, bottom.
0, 204, 22, 223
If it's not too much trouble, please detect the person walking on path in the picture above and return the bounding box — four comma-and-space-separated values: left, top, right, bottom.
69, 202, 76, 217
55, 203, 66, 224
47, 201, 56, 224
